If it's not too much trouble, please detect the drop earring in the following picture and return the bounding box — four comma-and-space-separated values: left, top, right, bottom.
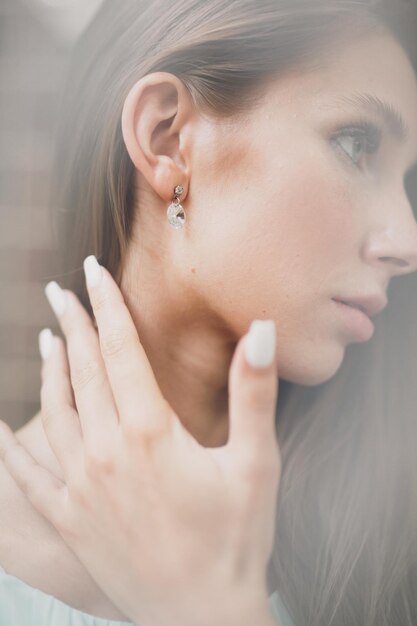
167, 185, 186, 230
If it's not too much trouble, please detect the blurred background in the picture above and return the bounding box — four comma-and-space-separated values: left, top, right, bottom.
0, 0, 103, 429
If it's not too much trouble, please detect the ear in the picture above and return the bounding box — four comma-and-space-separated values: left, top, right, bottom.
121, 71, 194, 204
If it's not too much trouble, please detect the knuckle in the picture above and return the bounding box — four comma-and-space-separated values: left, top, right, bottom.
243, 462, 270, 484
237, 453, 280, 486
123, 421, 159, 445
123, 414, 169, 448
68, 475, 89, 506
90, 290, 111, 313
19, 473, 33, 496
70, 359, 101, 392
84, 447, 115, 477
100, 326, 130, 358
247, 381, 277, 414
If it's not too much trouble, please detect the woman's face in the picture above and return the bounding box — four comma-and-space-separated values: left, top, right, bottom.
184, 32, 417, 386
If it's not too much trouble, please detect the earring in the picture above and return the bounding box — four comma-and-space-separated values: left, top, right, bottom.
167, 185, 186, 229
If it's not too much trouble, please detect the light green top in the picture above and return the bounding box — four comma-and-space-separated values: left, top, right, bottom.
0, 565, 295, 626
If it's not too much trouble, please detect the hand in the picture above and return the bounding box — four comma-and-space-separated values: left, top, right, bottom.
0, 255, 281, 626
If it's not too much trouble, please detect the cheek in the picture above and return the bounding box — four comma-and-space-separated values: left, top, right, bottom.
228, 158, 360, 294
272, 166, 359, 274
189, 143, 361, 329
187, 158, 363, 384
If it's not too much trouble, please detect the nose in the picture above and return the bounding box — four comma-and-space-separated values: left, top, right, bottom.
362, 186, 417, 278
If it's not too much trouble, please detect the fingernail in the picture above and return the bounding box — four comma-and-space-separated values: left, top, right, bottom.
84, 255, 103, 288
38, 328, 53, 360
245, 320, 276, 369
45, 281, 67, 316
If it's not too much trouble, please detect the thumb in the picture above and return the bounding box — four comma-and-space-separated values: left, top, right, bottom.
227, 320, 281, 471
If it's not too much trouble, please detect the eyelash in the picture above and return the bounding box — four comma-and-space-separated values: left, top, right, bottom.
332, 118, 383, 170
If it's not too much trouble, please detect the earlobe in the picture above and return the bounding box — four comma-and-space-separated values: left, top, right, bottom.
120, 72, 192, 204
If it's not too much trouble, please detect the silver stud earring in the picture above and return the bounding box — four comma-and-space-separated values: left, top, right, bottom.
167, 185, 185, 230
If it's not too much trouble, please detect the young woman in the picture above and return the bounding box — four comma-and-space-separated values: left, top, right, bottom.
0, 1, 417, 625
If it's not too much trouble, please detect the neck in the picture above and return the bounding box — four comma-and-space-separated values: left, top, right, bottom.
119, 243, 237, 448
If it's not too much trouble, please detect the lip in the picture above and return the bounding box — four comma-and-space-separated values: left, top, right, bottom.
332, 294, 387, 318
332, 298, 375, 342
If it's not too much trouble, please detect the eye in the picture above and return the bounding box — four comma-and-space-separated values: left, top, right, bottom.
332, 120, 382, 169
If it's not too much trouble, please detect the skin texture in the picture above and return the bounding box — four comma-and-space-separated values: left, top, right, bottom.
120, 31, 417, 448
0, 30, 417, 620
0, 263, 281, 626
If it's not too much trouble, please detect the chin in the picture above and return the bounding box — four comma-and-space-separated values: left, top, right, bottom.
279, 346, 345, 387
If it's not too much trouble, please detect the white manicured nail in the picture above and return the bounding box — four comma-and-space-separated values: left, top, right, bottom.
84, 255, 103, 288
245, 320, 276, 368
45, 281, 67, 316
38, 328, 53, 360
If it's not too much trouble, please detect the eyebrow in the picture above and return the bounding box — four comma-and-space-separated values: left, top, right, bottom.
326, 92, 410, 143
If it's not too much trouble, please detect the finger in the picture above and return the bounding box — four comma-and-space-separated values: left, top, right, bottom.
44, 281, 118, 441
227, 320, 281, 475
0, 420, 67, 526
39, 330, 83, 476
82, 255, 169, 436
